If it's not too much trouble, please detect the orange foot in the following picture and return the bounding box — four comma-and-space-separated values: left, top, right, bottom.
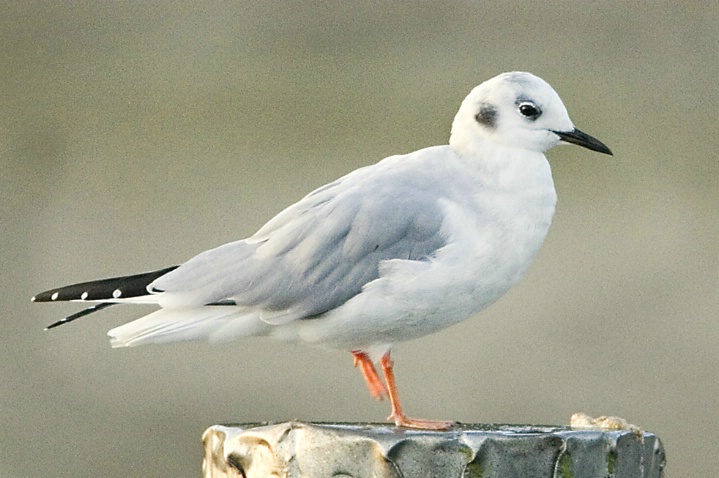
388, 412, 456, 431
351, 350, 456, 430
352, 351, 388, 400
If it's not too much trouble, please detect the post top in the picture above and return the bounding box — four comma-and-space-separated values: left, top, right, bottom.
203, 421, 666, 478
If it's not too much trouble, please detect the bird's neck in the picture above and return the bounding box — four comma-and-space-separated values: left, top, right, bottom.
452, 138, 553, 189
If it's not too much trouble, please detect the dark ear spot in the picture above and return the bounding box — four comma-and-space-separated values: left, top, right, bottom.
474, 103, 497, 129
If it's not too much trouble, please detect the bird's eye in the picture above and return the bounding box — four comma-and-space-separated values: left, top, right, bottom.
518, 102, 541, 119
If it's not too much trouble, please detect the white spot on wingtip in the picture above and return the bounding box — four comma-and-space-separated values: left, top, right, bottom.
31, 296, 36, 302
112, 289, 122, 298
80, 292, 89, 300
51, 292, 59, 301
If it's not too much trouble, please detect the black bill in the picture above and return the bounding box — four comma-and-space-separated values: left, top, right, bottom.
553, 128, 613, 155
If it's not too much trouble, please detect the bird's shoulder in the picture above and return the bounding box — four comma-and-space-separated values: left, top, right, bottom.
249, 145, 464, 256
250, 144, 464, 244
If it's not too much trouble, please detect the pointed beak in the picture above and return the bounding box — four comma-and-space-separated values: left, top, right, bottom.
553, 128, 613, 155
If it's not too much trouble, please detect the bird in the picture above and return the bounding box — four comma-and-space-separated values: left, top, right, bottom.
33, 72, 612, 430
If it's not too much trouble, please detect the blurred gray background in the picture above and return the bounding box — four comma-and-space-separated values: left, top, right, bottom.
2, 2, 717, 476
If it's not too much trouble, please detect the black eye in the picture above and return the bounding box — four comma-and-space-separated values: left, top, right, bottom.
518, 102, 541, 119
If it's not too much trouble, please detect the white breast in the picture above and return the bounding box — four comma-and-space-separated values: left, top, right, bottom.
291, 144, 557, 353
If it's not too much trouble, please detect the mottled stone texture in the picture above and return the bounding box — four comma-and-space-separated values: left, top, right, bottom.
203, 422, 665, 478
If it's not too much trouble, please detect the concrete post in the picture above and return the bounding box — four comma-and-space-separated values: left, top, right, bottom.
203, 421, 665, 477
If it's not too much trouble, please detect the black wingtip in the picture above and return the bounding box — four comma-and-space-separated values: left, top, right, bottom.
32, 265, 180, 302
45, 303, 117, 330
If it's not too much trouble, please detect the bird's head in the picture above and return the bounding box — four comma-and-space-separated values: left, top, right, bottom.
450, 71, 612, 157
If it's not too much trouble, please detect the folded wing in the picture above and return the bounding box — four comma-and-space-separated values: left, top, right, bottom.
152, 158, 448, 324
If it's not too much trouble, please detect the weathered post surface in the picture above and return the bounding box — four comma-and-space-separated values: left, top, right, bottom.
203, 421, 665, 477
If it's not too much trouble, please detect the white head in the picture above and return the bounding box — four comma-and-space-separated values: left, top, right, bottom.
450, 72, 612, 157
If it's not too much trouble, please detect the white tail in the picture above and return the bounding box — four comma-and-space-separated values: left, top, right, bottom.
108, 306, 268, 347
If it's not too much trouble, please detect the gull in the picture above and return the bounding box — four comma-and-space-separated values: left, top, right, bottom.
33, 72, 612, 430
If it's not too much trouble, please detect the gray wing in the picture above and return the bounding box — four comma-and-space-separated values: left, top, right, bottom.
151, 161, 447, 323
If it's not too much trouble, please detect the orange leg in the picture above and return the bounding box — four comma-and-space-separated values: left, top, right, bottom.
352, 351, 388, 400
380, 352, 456, 430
